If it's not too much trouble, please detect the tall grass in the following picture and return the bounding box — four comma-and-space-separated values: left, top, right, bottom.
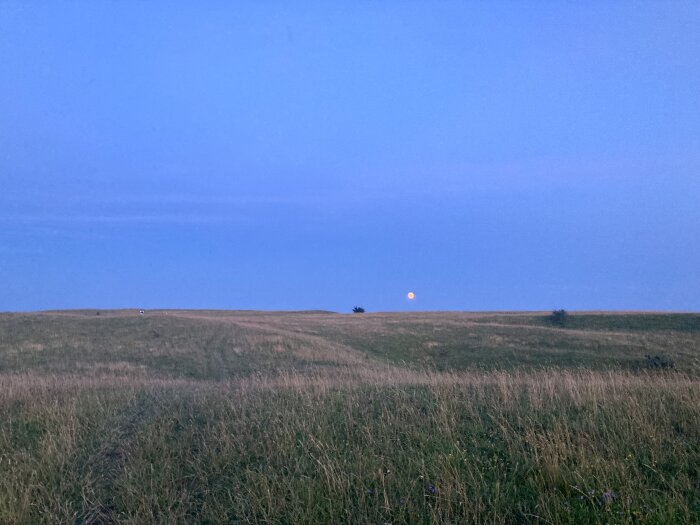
1, 311, 699, 523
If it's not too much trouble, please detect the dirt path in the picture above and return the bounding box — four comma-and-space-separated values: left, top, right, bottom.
166, 311, 374, 366
80, 393, 158, 524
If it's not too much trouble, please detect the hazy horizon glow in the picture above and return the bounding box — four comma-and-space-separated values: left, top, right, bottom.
1, 2, 699, 312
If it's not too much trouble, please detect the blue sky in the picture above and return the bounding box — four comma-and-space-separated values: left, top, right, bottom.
1, 1, 699, 312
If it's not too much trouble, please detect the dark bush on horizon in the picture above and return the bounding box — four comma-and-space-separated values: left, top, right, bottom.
352, 306, 365, 313
549, 309, 569, 327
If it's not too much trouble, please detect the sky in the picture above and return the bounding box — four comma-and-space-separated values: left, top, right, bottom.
1, 1, 699, 312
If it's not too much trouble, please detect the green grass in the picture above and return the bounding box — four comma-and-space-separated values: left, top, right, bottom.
539, 313, 700, 333
1, 310, 699, 523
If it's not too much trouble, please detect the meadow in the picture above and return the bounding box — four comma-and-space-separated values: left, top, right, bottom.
0, 310, 698, 524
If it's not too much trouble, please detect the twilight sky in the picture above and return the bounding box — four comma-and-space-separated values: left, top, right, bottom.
1, 2, 699, 312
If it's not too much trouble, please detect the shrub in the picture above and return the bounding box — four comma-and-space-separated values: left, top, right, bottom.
645, 354, 675, 369
352, 306, 365, 313
549, 309, 569, 327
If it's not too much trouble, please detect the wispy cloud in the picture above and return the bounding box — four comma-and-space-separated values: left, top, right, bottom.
0, 214, 256, 225
0, 246, 45, 255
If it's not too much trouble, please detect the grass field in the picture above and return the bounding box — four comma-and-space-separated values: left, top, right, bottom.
1, 310, 699, 524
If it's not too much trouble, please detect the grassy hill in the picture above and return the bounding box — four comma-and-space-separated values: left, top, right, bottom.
1, 310, 699, 523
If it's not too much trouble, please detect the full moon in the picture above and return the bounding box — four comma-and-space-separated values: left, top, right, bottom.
407, 292, 415, 300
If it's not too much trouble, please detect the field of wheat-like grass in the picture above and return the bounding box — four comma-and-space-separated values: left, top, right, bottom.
1, 310, 698, 524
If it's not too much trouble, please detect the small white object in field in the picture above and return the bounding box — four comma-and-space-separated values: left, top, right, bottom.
139, 309, 144, 315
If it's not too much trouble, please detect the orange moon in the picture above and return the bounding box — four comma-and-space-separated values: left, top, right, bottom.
407, 292, 415, 300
